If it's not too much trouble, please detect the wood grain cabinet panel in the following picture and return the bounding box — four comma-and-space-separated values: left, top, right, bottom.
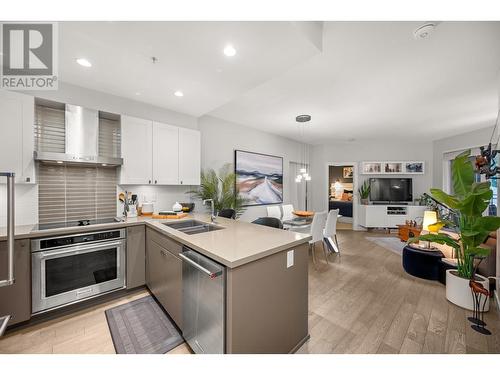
126, 226, 146, 289
145, 230, 183, 329
0, 239, 31, 325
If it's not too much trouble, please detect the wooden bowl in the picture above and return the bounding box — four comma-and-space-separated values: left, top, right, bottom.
293, 210, 314, 217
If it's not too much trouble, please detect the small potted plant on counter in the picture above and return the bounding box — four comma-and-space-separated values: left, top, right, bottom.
410, 150, 500, 311
358, 180, 370, 205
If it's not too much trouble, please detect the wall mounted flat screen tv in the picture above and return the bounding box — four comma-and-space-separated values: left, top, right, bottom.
369, 178, 413, 202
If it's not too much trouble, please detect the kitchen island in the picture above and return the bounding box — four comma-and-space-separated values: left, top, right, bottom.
0, 214, 312, 354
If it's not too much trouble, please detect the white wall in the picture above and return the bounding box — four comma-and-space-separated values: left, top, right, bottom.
432, 125, 494, 189
4, 85, 310, 225
198, 115, 308, 222
3, 84, 199, 226
24, 82, 198, 129
309, 140, 434, 229
0, 184, 38, 227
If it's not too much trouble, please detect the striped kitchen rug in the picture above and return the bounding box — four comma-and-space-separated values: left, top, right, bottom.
105, 295, 184, 354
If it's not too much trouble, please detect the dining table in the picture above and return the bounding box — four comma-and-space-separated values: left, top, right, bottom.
282, 211, 342, 232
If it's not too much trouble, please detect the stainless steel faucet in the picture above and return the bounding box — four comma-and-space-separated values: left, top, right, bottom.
203, 199, 217, 223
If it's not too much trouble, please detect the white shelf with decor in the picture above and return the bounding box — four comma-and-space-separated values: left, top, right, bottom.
360, 161, 424, 175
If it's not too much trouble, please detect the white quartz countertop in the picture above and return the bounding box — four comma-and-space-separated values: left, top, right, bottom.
0, 214, 311, 268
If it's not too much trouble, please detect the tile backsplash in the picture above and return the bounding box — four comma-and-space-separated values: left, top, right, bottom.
116, 184, 199, 217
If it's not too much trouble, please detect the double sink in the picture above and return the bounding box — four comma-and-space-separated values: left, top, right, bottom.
163, 220, 224, 235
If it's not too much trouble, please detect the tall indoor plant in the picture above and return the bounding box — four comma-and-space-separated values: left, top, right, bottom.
410, 150, 500, 309
188, 163, 247, 217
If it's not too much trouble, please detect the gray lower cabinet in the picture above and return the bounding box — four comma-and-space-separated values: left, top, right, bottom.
0, 239, 30, 326
146, 229, 182, 329
126, 226, 146, 289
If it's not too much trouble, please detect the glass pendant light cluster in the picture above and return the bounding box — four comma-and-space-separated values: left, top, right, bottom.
295, 114, 311, 183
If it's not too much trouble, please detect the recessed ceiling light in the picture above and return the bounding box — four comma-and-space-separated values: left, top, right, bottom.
174, 91, 184, 97
76, 58, 92, 67
223, 44, 237, 57
135, 92, 141, 96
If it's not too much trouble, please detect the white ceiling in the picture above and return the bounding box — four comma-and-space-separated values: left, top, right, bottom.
58, 21, 500, 143
58, 21, 320, 117
209, 22, 500, 143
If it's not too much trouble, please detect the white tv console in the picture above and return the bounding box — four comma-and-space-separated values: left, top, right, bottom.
358, 204, 426, 229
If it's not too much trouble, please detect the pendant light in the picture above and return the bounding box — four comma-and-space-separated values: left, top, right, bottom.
295, 115, 311, 183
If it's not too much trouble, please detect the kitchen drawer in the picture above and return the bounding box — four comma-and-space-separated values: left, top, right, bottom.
146, 227, 182, 257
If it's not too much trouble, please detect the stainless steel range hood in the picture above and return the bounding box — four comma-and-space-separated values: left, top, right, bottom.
34, 103, 123, 166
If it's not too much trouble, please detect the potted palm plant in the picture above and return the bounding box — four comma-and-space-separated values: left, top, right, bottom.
358, 180, 370, 205
410, 150, 500, 310
187, 163, 247, 217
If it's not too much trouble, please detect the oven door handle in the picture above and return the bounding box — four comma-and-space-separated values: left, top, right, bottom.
36, 240, 125, 259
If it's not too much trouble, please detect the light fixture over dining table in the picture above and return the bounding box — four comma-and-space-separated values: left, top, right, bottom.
295, 114, 312, 183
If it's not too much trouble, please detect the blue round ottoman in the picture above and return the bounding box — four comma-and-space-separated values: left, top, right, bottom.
402, 245, 444, 281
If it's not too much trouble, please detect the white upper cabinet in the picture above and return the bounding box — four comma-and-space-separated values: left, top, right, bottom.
0, 90, 35, 183
178, 127, 201, 186
152, 122, 179, 185
120, 116, 200, 186
120, 115, 153, 185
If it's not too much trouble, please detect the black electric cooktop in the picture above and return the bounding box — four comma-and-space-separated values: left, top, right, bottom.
33, 217, 121, 231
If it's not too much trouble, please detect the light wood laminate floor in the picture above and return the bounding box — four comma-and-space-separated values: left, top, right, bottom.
1, 230, 499, 354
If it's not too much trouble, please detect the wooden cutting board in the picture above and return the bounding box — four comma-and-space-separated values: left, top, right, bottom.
151, 212, 189, 220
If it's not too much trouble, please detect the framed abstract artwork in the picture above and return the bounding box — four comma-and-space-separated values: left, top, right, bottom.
234, 150, 283, 206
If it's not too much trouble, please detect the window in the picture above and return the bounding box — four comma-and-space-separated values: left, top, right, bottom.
443, 148, 497, 216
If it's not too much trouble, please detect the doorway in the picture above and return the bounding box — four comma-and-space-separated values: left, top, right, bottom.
327, 163, 356, 230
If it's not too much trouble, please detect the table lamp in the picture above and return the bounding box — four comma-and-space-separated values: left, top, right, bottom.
333, 179, 343, 199
421, 210, 438, 249
422, 210, 438, 231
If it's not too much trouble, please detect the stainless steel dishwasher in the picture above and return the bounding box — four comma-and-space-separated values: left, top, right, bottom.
179, 247, 225, 354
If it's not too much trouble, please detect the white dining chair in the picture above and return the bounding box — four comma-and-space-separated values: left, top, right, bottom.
308, 211, 328, 267
324, 209, 340, 256
266, 205, 282, 220
281, 204, 295, 221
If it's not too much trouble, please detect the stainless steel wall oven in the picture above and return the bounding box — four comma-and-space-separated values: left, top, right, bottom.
31, 229, 126, 314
